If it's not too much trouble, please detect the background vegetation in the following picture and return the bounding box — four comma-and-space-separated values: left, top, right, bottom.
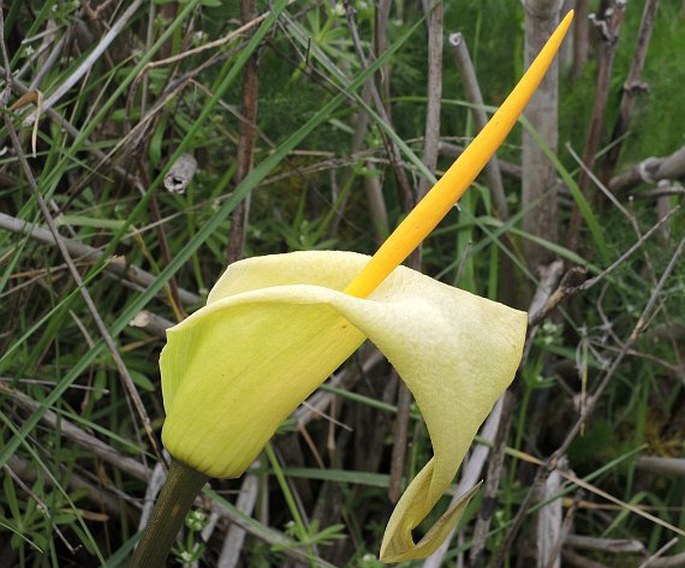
0, 1, 683, 566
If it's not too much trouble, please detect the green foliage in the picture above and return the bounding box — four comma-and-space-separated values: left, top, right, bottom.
171, 509, 209, 566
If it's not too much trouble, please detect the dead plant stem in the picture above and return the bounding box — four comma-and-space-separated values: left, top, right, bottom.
494, 236, 685, 564
227, 0, 261, 263
567, 1, 626, 251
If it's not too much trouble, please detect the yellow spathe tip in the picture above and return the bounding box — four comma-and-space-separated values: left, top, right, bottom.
344, 10, 574, 299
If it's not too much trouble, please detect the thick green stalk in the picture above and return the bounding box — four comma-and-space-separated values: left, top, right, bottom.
131, 459, 210, 568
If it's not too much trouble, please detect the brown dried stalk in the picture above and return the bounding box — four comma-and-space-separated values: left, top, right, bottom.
603, 0, 659, 178
566, 0, 627, 251
227, 0, 261, 263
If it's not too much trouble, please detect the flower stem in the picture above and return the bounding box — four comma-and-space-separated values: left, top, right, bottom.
131, 458, 210, 568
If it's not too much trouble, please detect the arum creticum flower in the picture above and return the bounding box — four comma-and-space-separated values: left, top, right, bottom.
132, 11, 573, 567
161, 250, 526, 560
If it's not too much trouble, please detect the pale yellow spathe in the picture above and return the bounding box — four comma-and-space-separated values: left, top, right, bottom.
160, 250, 526, 562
